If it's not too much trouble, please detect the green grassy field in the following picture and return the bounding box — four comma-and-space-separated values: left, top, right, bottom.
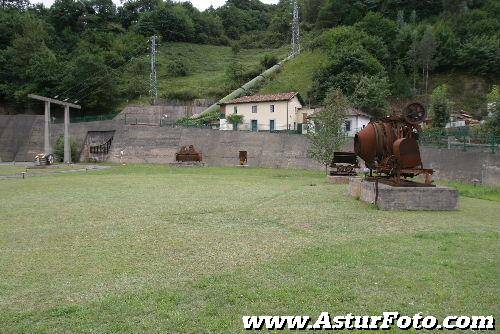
0, 165, 498, 332
0, 165, 88, 176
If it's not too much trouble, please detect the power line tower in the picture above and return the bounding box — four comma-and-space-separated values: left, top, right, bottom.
291, 0, 300, 57
150, 35, 158, 104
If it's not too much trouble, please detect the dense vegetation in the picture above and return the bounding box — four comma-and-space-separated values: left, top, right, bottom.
0, 0, 498, 123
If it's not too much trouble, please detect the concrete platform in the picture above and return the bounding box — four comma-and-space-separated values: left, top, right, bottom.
327, 175, 351, 184
349, 178, 459, 211
168, 161, 206, 167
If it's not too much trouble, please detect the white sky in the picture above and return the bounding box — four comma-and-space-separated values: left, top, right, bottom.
34, 0, 279, 11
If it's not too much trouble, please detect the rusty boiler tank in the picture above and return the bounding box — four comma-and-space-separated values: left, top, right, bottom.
354, 103, 433, 184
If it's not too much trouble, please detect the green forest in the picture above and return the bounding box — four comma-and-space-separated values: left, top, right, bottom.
0, 0, 499, 126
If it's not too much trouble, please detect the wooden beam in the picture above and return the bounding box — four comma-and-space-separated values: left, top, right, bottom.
28, 94, 81, 109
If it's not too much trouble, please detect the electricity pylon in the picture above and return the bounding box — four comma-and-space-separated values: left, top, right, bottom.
150, 35, 158, 104
291, 0, 300, 57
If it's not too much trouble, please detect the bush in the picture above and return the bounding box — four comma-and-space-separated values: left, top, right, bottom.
163, 89, 199, 101
260, 54, 278, 69
226, 114, 243, 130
231, 42, 241, 55
53, 135, 78, 162
430, 84, 452, 128
167, 59, 189, 77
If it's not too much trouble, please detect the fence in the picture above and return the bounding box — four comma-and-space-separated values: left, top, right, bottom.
419, 128, 499, 154
53, 113, 117, 124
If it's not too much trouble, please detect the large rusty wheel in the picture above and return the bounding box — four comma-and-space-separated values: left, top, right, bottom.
403, 102, 426, 124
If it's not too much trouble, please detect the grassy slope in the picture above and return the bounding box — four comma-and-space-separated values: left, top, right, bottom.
155, 43, 288, 100
118, 43, 289, 107
259, 49, 327, 100
0, 165, 498, 332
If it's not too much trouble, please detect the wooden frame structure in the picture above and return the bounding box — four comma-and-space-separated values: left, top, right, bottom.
28, 94, 81, 163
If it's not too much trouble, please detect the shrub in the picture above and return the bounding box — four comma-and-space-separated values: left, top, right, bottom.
226, 114, 243, 130
53, 135, 78, 162
430, 84, 452, 129
260, 54, 278, 69
163, 89, 198, 101
167, 59, 189, 77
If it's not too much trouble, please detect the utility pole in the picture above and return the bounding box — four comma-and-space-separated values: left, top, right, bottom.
150, 35, 158, 105
291, 0, 300, 57
28, 94, 81, 163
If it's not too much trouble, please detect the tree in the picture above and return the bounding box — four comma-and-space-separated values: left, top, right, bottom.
311, 41, 387, 116
354, 12, 398, 53
486, 85, 500, 135
457, 34, 499, 75
1, 0, 28, 10
350, 75, 389, 118
53, 135, 78, 162
226, 113, 243, 130
167, 59, 189, 77
307, 89, 348, 174
260, 54, 278, 69
406, 30, 419, 93
418, 26, 437, 94
390, 61, 411, 98
430, 84, 452, 128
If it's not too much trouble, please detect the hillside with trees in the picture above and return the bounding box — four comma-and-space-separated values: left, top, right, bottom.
262, 1, 498, 123
0, 0, 498, 126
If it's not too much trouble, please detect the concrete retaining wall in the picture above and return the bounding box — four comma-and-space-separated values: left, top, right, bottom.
420, 147, 500, 186
1, 114, 499, 185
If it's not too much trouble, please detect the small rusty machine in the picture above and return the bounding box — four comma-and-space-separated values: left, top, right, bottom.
354, 102, 433, 186
239, 151, 248, 165
329, 151, 358, 176
34, 153, 54, 166
175, 145, 203, 162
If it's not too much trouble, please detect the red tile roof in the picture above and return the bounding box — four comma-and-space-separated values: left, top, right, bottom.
220, 92, 299, 105
346, 108, 370, 118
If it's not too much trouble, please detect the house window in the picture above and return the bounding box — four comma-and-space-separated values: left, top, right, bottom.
234, 106, 238, 114
252, 105, 257, 113
270, 105, 275, 113
345, 120, 351, 132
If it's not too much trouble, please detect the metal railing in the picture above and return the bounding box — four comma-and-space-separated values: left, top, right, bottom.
419, 129, 499, 154
52, 113, 118, 123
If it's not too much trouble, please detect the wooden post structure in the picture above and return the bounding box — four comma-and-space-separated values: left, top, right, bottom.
64, 105, 70, 163
44, 101, 51, 154
28, 94, 81, 163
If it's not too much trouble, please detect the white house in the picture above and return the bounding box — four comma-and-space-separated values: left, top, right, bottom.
445, 112, 480, 128
219, 92, 306, 132
344, 108, 371, 137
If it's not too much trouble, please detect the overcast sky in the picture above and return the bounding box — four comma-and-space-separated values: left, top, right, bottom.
33, 0, 279, 11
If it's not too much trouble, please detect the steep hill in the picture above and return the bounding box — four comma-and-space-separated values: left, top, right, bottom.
259, 50, 328, 103
150, 43, 289, 101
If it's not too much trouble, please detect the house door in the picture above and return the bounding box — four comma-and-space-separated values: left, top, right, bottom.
269, 119, 275, 131
251, 120, 258, 132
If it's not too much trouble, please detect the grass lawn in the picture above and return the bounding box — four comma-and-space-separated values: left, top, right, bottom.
0, 165, 498, 332
0, 165, 97, 176
438, 180, 500, 202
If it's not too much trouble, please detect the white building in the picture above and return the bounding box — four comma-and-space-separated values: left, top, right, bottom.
344, 108, 371, 137
219, 92, 306, 132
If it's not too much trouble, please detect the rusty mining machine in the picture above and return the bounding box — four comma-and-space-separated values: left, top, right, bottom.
354, 102, 434, 186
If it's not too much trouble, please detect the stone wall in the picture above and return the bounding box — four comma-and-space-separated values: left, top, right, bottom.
1, 114, 499, 185
420, 147, 500, 186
